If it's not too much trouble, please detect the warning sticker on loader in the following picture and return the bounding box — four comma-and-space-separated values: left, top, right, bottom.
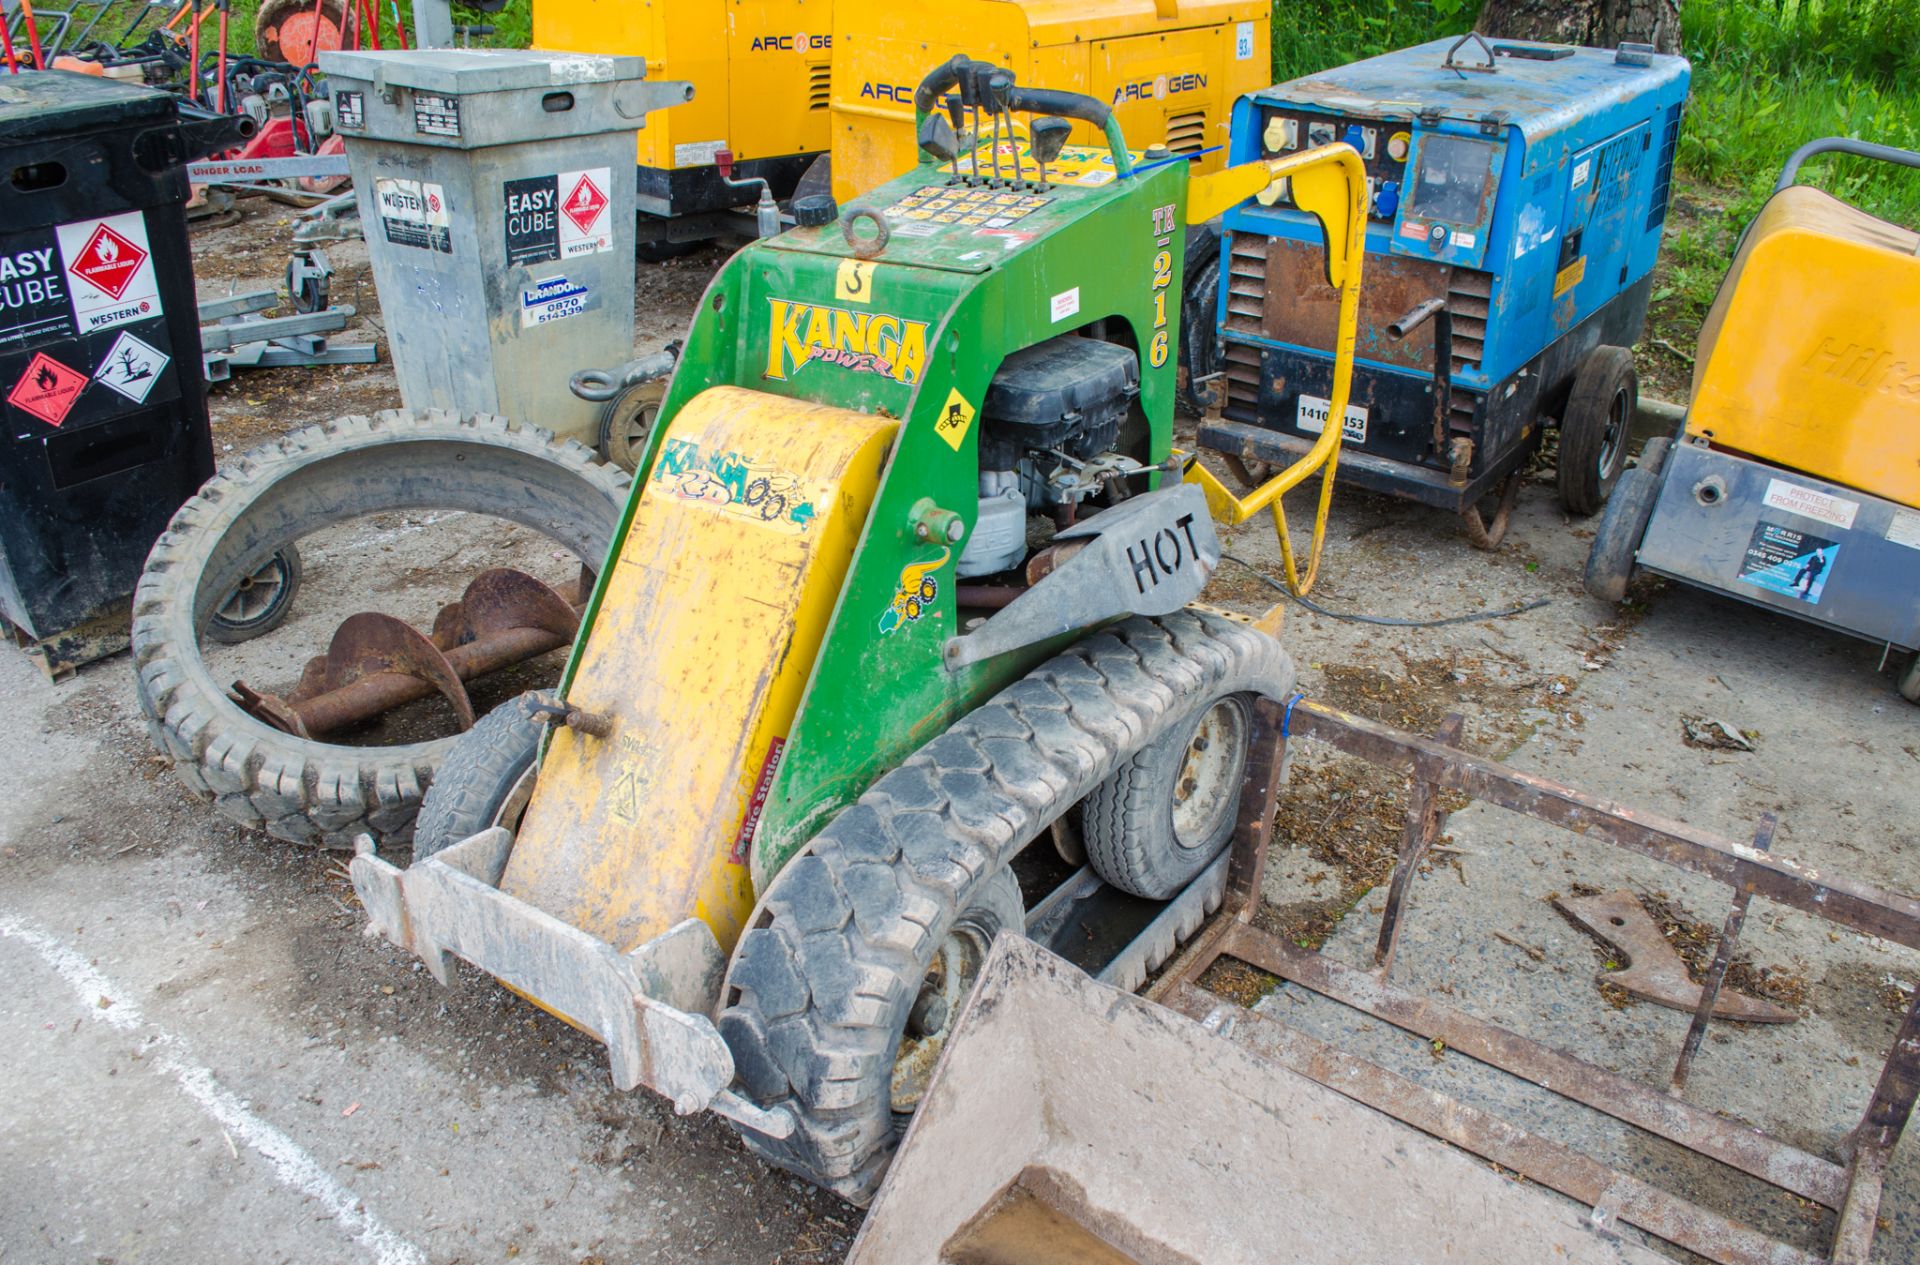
501, 169, 613, 265
1737, 521, 1836, 605
56, 211, 161, 335
375, 179, 452, 254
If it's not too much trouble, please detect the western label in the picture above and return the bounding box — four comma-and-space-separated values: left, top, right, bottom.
764, 299, 928, 385
504, 176, 560, 266
1762, 477, 1858, 530
7, 351, 87, 426
1738, 521, 1835, 605
0, 230, 72, 349
92, 329, 168, 403
413, 93, 460, 137
557, 169, 613, 257
520, 275, 591, 327
56, 211, 160, 335
375, 178, 452, 253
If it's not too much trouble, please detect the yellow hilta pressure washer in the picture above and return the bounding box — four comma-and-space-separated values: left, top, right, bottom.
1585, 138, 1920, 702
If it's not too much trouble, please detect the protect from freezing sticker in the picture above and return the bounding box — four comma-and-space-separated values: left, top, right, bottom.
413, 94, 461, 137
1737, 520, 1836, 605
56, 211, 161, 335
520, 275, 591, 327
1761, 477, 1859, 529
375, 178, 453, 253
0, 231, 73, 349
92, 329, 169, 404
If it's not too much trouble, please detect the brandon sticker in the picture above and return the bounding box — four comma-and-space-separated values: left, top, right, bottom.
55, 211, 162, 335
520, 275, 592, 327
503, 168, 614, 266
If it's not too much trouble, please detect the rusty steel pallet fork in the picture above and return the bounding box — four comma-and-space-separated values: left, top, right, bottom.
1118, 694, 1920, 1265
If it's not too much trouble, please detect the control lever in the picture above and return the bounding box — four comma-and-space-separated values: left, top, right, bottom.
715, 148, 782, 238
1029, 116, 1071, 191
918, 112, 960, 183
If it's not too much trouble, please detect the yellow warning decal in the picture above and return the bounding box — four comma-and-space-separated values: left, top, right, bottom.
1554, 256, 1587, 298
836, 258, 876, 304
934, 387, 976, 452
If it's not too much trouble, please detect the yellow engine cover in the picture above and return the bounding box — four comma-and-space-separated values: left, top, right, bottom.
500, 387, 897, 955
829, 0, 1269, 202
1689, 186, 1920, 508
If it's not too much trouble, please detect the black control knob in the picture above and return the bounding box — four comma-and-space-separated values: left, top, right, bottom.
793, 194, 839, 227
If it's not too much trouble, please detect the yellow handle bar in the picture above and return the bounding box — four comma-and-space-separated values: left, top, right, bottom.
1179, 144, 1369, 596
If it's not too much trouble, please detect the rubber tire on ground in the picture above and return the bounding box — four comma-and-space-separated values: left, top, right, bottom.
1177, 221, 1222, 417
599, 378, 665, 472
411, 690, 554, 861
716, 610, 1293, 1203
1899, 655, 1920, 705
132, 410, 629, 849
1082, 692, 1252, 899
1582, 436, 1672, 604
1557, 345, 1638, 517
206, 545, 303, 644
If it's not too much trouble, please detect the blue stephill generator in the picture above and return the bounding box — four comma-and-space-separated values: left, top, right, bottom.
1193, 35, 1690, 545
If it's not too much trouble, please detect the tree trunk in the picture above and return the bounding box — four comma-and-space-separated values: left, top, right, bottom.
1476, 0, 1682, 55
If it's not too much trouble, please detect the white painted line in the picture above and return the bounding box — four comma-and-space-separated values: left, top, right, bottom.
0, 914, 428, 1265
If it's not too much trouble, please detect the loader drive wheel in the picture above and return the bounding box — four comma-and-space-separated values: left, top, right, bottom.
1082, 693, 1252, 899
1558, 346, 1637, 517
717, 610, 1292, 1203
206, 546, 302, 644
598, 378, 664, 473
132, 410, 628, 849
1583, 436, 1671, 604
410, 691, 553, 861
1177, 222, 1222, 417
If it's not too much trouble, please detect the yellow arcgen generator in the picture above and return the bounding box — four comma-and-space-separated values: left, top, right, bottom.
531, 0, 1267, 221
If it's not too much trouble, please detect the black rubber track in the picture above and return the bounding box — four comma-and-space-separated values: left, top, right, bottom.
132, 409, 627, 849
716, 609, 1293, 1203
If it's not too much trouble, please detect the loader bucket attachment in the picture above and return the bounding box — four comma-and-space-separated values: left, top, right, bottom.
852, 932, 1667, 1265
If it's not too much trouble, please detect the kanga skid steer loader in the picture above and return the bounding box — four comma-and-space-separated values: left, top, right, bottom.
350, 56, 1367, 1202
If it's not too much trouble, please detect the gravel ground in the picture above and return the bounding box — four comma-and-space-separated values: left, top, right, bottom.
2, 199, 1915, 1264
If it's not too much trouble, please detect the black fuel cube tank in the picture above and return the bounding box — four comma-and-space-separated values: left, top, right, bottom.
0, 72, 220, 677
980, 335, 1140, 469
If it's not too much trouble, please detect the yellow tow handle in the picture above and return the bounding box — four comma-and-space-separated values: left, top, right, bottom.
1180, 144, 1369, 596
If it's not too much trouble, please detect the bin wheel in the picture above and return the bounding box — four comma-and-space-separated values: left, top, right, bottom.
411, 691, 552, 860
1082, 693, 1252, 899
1558, 345, 1637, 517
1899, 654, 1920, 704
1583, 437, 1671, 603
599, 379, 665, 473
206, 546, 302, 644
